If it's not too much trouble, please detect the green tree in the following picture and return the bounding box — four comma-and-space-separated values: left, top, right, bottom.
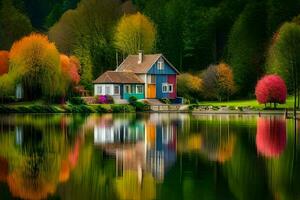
227, 2, 267, 96
49, 0, 123, 90
267, 22, 300, 111
0, 0, 32, 50
266, 0, 300, 36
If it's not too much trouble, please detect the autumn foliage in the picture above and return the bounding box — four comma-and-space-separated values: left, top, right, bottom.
255, 75, 287, 106
114, 12, 156, 54
9, 33, 63, 100
60, 54, 80, 85
256, 117, 286, 157
202, 62, 236, 101
177, 73, 203, 101
0, 51, 9, 75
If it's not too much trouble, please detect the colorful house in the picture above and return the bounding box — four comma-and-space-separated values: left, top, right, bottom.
93, 52, 180, 100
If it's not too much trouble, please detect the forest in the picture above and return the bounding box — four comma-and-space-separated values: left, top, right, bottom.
0, 0, 300, 104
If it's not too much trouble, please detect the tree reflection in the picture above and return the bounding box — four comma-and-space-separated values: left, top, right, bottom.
256, 117, 286, 157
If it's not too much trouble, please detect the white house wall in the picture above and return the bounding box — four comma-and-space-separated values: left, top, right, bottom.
94, 84, 121, 98
138, 74, 147, 98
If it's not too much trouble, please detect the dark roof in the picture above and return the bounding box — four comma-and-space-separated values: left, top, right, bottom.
116, 54, 180, 74
93, 71, 144, 84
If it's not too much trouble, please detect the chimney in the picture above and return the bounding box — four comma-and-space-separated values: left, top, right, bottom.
138, 50, 143, 64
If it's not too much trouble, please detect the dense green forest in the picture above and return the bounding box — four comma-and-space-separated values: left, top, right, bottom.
1, 0, 300, 98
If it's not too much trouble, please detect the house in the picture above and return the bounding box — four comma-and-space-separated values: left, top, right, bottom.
93, 52, 180, 100
93, 71, 145, 100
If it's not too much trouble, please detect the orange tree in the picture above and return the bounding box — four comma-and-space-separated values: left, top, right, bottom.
202, 63, 236, 101
9, 33, 64, 101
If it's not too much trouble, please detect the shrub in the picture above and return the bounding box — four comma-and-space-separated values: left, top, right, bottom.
128, 96, 138, 105
255, 75, 287, 107
95, 105, 111, 113
65, 105, 94, 113
177, 73, 203, 102
97, 95, 114, 104
135, 101, 150, 111
160, 98, 171, 104
68, 97, 86, 105
111, 105, 135, 113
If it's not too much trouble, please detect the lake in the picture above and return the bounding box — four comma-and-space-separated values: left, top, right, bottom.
0, 113, 299, 200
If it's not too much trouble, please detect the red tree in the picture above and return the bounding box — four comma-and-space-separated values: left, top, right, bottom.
256, 117, 286, 157
255, 75, 287, 107
0, 51, 9, 75
60, 54, 80, 85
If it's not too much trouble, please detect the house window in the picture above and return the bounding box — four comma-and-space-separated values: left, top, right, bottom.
136, 85, 143, 94
162, 83, 173, 93
105, 86, 111, 95
114, 85, 120, 95
147, 75, 156, 84
97, 85, 103, 94
131, 85, 136, 93
168, 84, 173, 93
158, 58, 164, 70
125, 85, 131, 93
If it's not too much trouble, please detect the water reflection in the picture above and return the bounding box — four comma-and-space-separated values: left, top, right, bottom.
256, 116, 286, 158
0, 114, 299, 200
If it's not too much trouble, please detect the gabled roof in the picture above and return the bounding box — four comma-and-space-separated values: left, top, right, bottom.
93, 71, 144, 84
116, 54, 180, 74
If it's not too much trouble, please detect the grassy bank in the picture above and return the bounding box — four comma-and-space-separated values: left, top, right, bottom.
197, 96, 296, 110
0, 103, 136, 113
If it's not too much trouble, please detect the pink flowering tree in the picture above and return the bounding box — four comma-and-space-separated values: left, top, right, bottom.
255, 75, 287, 108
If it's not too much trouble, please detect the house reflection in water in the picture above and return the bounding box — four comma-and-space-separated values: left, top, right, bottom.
93, 114, 181, 182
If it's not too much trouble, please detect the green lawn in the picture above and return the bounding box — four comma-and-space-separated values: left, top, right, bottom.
199, 96, 296, 109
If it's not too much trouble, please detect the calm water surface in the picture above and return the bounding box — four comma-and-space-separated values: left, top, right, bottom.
0, 113, 299, 200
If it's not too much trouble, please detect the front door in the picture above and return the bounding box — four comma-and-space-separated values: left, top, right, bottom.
147, 84, 156, 98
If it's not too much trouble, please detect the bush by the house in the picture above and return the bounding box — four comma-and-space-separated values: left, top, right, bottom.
111, 105, 135, 113
95, 105, 111, 113
177, 73, 203, 102
129, 96, 138, 105
135, 101, 150, 111
68, 97, 86, 105
255, 74, 287, 108
97, 95, 114, 104
160, 98, 171, 104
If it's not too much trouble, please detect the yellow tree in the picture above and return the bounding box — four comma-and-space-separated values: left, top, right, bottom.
177, 73, 203, 101
216, 63, 236, 101
114, 12, 156, 55
9, 33, 63, 100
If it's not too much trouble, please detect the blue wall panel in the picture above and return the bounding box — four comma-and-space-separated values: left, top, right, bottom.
156, 75, 168, 99
148, 57, 177, 75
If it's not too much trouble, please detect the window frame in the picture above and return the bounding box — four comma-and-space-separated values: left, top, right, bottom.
157, 58, 164, 70
136, 85, 143, 94
162, 83, 173, 93
105, 86, 111, 95
97, 85, 103, 95
124, 85, 131, 94
114, 85, 120, 95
